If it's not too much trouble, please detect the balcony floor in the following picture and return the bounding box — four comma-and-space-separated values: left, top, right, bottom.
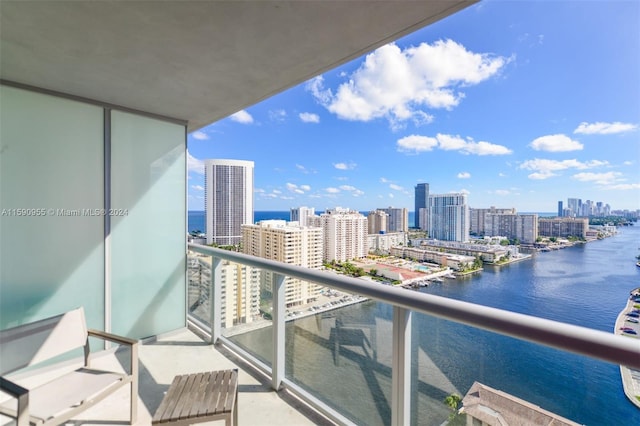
2, 328, 333, 426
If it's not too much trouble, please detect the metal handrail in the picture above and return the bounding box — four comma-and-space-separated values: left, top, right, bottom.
188, 243, 640, 369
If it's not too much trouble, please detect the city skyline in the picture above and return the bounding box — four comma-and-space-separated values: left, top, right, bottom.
187, 1, 639, 213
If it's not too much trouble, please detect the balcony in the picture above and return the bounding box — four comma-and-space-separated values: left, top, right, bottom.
184, 244, 640, 425
3, 244, 639, 425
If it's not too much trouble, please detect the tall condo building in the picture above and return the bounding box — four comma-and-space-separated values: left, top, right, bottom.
242, 220, 323, 307
538, 217, 589, 239
557, 201, 563, 217
414, 183, 430, 229
309, 208, 368, 262
484, 213, 539, 244
367, 210, 388, 234
428, 193, 469, 242
188, 255, 260, 328
566, 198, 582, 218
290, 206, 315, 227
470, 207, 517, 235
204, 159, 254, 246
379, 207, 409, 233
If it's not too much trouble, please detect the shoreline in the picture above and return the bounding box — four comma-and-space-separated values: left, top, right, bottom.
615, 287, 640, 410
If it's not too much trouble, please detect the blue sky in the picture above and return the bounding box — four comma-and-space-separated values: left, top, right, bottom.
187, 1, 639, 213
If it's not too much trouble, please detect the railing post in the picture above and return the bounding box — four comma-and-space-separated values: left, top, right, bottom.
272, 273, 286, 390
211, 256, 222, 344
391, 306, 411, 426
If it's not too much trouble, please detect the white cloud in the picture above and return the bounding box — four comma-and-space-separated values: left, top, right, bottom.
340, 185, 356, 191
520, 158, 609, 179
528, 172, 555, 180
498, 172, 507, 177
191, 130, 209, 140
530, 134, 583, 152
574, 121, 638, 135
571, 172, 622, 185
389, 184, 404, 191
397, 135, 438, 153
334, 162, 357, 170
603, 183, 640, 190
464, 140, 512, 155
457, 172, 471, 179
325, 187, 340, 194
623, 161, 634, 166
269, 109, 287, 122
229, 110, 254, 124
285, 183, 311, 194
191, 185, 204, 191
397, 133, 511, 156
494, 189, 510, 195
187, 151, 204, 174
437, 134, 467, 151
299, 112, 320, 123
308, 40, 509, 127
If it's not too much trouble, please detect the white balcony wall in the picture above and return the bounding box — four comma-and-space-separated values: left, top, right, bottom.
0, 86, 105, 330
110, 111, 186, 338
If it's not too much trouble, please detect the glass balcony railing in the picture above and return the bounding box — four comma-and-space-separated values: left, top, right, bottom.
187, 244, 640, 426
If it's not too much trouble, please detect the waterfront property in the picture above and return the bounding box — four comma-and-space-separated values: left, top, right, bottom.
2, 2, 640, 426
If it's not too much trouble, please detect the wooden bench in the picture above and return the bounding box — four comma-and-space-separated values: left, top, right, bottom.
0, 307, 138, 426
152, 369, 238, 426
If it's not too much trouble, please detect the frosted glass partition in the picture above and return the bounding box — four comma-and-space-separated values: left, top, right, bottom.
0, 86, 105, 330
110, 111, 186, 338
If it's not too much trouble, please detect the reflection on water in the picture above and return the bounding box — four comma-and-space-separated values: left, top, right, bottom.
227, 227, 640, 425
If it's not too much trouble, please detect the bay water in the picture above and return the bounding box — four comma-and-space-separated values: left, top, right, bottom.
190, 211, 640, 424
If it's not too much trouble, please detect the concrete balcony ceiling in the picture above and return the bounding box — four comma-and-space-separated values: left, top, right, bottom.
0, 0, 475, 131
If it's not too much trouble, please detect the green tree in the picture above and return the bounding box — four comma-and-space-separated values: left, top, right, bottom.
444, 393, 462, 422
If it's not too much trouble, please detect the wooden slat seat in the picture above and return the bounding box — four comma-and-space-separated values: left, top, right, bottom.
152, 369, 238, 426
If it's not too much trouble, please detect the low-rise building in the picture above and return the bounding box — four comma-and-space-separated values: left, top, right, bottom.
389, 246, 475, 271
367, 232, 408, 254
460, 381, 580, 426
412, 239, 511, 263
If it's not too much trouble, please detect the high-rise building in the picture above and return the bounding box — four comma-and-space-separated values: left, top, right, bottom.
309, 208, 368, 262
242, 220, 323, 307
557, 201, 563, 217
427, 193, 469, 242
204, 159, 254, 246
290, 206, 315, 227
188, 255, 261, 328
538, 217, 589, 239
367, 210, 388, 235
567, 198, 582, 218
484, 213, 539, 244
470, 207, 517, 235
379, 207, 408, 233
414, 183, 430, 229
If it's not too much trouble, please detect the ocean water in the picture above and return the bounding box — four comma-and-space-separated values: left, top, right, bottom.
188, 210, 556, 234
189, 211, 639, 424
188, 210, 292, 233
